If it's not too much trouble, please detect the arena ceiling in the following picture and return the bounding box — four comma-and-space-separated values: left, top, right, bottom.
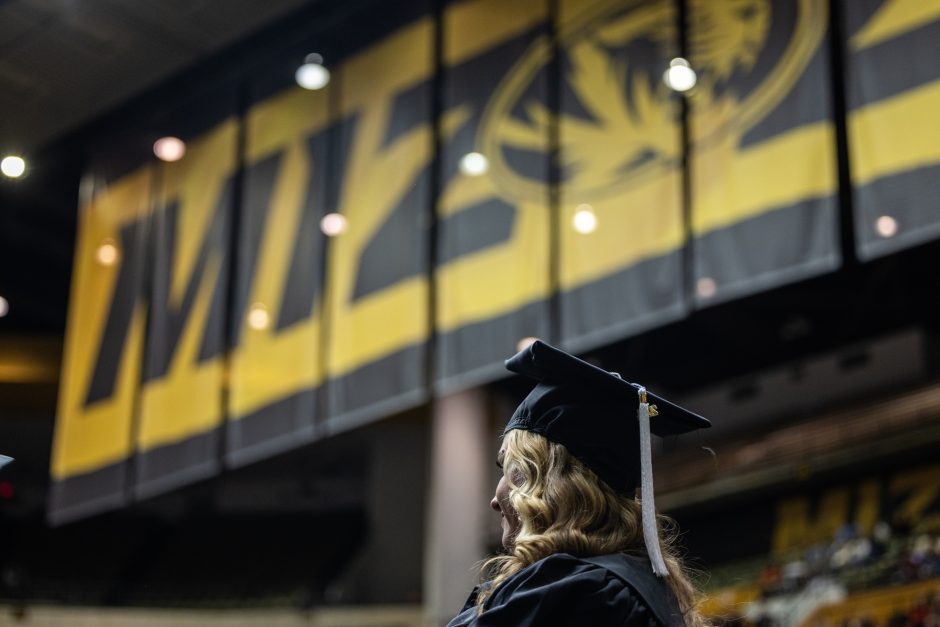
0, 0, 323, 402
0, 0, 315, 151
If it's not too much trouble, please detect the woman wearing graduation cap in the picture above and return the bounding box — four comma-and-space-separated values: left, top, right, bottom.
446, 341, 711, 627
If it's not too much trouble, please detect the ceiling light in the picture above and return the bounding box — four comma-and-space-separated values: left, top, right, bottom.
663, 58, 697, 92
0, 296, 9, 318
153, 137, 186, 162
696, 277, 717, 299
1, 155, 26, 178
295, 53, 330, 90
572, 204, 598, 234
95, 239, 120, 266
320, 212, 348, 236
875, 215, 898, 238
248, 303, 270, 330
458, 152, 489, 176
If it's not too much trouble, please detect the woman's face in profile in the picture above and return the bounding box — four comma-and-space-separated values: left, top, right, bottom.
491, 440, 521, 551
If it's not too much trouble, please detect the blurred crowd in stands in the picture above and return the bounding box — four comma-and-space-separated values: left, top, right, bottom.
757, 524, 940, 598
710, 523, 940, 627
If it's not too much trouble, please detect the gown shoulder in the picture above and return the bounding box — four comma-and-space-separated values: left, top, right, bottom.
448, 552, 664, 627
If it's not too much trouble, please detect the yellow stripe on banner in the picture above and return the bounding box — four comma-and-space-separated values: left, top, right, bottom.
692, 122, 836, 236
851, 0, 940, 51
849, 79, 940, 188
560, 169, 684, 290
444, 0, 546, 67
245, 86, 330, 162
437, 195, 551, 332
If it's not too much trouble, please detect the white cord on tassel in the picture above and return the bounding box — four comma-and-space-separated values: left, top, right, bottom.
637, 386, 669, 577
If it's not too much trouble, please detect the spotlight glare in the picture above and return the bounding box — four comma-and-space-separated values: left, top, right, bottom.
572, 204, 598, 234
248, 303, 270, 330
875, 215, 898, 238
516, 336, 539, 352
0, 296, 8, 318
1, 155, 26, 178
153, 137, 186, 162
295, 62, 330, 90
458, 152, 489, 176
696, 277, 717, 299
663, 57, 697, 92
320, 212, 348, 236
95, 240, 120, 266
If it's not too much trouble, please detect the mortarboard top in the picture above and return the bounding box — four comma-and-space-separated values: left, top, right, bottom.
503, 340, 710, 495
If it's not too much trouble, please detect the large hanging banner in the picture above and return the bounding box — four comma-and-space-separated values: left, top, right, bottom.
434, 0, 552, 392
557, 0, 685, 352
225, 82, 332, 468
54, 0, 884, 524
323, 14, 433, 433
845, 0, 940, 260
50, 160, 154, 524
689, 0, 839, 305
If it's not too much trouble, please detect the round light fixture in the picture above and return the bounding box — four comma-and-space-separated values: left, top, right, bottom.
0, 296, 9, 318
572, 204, 598, 234
248, 303, 270, 330
1, 155, 26, 178
296, 54, 330, 90
458, 152, 489, 176
875, 215, 898, 238
696, 277, 717, 299
663, 57, 697, 93
320, 212, 348, 236
153, 137, 186, 162
95, 239, 120, 266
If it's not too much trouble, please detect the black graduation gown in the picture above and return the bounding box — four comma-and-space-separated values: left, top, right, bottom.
445, 552, 684, 627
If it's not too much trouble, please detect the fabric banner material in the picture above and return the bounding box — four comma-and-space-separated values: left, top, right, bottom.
434, 0, 552, 392
689, 0, 839, 305
133, 86, 241, 499
54, 0, 910, 524
845, 0, 940, 260
224, 81, 332, 467
322, 14, 433, 433
557, 0, 685, 353
49, 159, 154, 524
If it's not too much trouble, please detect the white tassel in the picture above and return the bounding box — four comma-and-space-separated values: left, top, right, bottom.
637, 386, 669, 577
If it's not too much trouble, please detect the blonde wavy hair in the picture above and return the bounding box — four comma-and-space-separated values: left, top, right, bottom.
478, 429, 708, 627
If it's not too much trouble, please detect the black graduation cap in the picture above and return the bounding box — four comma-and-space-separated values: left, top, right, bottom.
503, 340, 710, 576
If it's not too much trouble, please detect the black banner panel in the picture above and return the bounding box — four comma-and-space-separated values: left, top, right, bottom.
689, 0, 839, 306
323, 12, 433, 433
434, 0, 552, 393
133, 83, 240, 500
225, 83, 333, 468
845, 1, 940, 260
49, 160, 155, 524
558, 0, 685, 352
